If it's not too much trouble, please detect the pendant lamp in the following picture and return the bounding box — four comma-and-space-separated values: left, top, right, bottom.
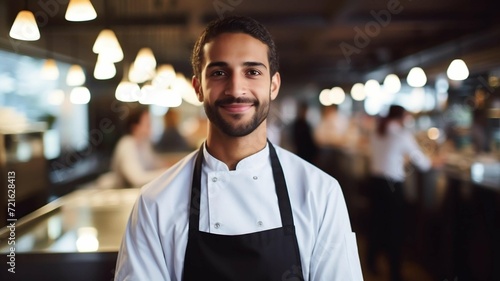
364, 79, 381, 97
41, 59, 59, 80
447, 59, 469, 81
350, 83, 366, 101
93, 55, 116, 80
66, 64, 86, 86
383, 74, 401, 94
92, 29, 123, 62
407, 67, 427, 88
65, 0, 97, 22
70, 87, 91, 104
9, 10, 40, 41
330, 87, 346, 105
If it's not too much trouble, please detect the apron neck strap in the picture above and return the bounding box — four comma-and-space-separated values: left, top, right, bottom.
267, 141, 295, 231
188, 144, 204, 232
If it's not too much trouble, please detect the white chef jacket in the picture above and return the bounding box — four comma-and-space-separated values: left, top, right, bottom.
369, 122, 431, 182
115, 142, 363, 281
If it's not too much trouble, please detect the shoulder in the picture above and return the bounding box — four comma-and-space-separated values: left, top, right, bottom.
116, 135, 135, 149
392, 126, 417, 143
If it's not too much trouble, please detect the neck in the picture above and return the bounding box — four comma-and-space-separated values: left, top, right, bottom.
205, 122, 268, 170
131, 132, 146, 143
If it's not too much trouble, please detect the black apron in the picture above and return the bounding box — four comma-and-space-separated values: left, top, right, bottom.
182, 142, 305, 281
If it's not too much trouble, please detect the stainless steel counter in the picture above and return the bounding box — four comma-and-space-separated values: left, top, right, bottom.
0, 188, 140, 281
1, 188, 140, 253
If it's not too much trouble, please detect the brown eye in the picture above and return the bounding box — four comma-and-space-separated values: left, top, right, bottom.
247, 69, 261, 76
211, 70, 226, 76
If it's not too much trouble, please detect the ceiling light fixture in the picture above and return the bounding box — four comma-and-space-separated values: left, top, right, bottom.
134, 48, 157, 74
364, 79, 381, 97
447, 59, 469, 81
383, 73, 401, 94
70, 87, 91, 104
92, 29, 123, 62
65, 0, 97, 22
9, 10, 40, 41
116, 81, 141, 102
153, 64, 176, 88
330, 87, 346, 105
93, 55, 116, 80
319, 89, 333, 106
41, 59, 59, 80
66, 64, 86, 86
407, 67, 427, 88
175, 73, 202, 106
128, 62, 153, 83
350, 83, 366, 101
116, 64, 141, 102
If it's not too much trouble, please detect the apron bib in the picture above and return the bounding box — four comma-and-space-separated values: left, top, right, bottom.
182, 142, 305, 281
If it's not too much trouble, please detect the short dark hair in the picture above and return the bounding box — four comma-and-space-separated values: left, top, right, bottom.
377, 105, 406, 136
385, 105, 406, 120
126, 107, 149, 133
191, 15, 279, 79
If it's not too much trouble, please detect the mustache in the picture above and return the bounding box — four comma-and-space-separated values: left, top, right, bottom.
215, 96, 259, 106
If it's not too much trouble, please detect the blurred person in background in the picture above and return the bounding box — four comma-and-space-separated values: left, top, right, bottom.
155, 108, 193, 153
111, 107, 167, 188
366, 105, 435, 281
471, 109, 489, 153
290, 101, 319, 164
314, 104, 349, 148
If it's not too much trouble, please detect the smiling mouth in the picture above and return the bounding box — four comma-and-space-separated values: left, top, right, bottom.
220, 103, 254, 113
216, 97, 257, 114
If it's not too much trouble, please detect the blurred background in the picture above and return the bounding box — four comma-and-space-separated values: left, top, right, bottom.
0, 0, 499, 280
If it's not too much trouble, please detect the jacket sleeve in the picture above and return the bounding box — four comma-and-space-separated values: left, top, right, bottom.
309, 182, 364, 280
114, 195, 171, 281
403, 131, 431, 172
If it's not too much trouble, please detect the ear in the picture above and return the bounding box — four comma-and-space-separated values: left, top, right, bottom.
192, 76, 203, 102
270, 72, 281, 101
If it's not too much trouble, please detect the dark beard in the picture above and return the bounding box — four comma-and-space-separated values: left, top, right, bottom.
204, 95, 270, 137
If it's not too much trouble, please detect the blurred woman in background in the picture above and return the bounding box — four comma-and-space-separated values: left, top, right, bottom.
367, 105, 432, 281
111, 107, 167, 188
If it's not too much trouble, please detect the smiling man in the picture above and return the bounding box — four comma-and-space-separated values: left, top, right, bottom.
115, 16, 363, 281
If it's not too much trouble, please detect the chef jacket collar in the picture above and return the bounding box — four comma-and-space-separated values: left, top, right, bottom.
202, 142, 270, 171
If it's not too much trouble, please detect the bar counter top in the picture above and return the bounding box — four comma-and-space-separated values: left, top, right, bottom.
0, 188, 142, 281
1, 188, 140, 254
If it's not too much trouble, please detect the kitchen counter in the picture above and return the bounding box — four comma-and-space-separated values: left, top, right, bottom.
0, 188, 140, 281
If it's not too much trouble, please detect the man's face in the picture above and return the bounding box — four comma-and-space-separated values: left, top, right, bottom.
193, 32, 280, 137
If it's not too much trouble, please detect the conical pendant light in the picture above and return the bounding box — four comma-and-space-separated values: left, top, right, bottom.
41, 59, 59, 80
364, 79, 381, 97
116, 64, 141, 102
92, 29, 123, 63
9, 10, 40, 41
70, 87, 91, 104
350, 83, 366, 101
447, 59, 469, 81
65, 0, 97, 22
66, 64, 86, 86
133, 48, 157, 73
383, 74, 401, 94
407, 67, 427, 88
93, 55, 116, 80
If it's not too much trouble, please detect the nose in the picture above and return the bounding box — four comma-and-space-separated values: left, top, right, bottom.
224, 73, 246, 97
